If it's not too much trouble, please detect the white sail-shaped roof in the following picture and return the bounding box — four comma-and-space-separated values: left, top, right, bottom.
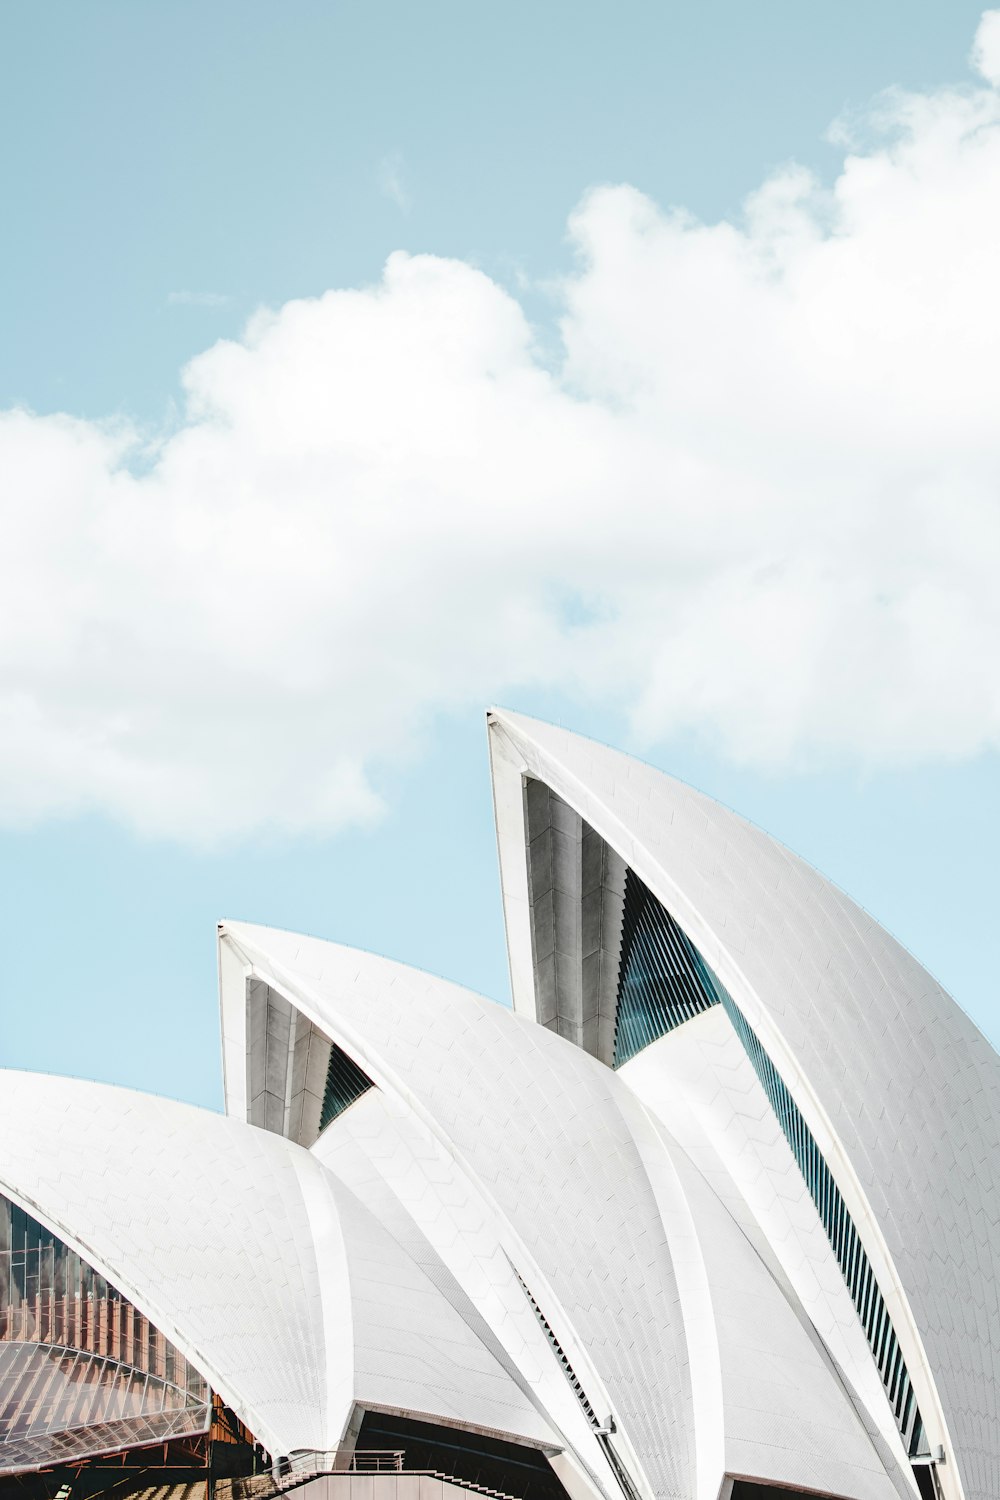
217, 920, 914, 1500
487, 707, 1000, 1500
0, 1069, 558, 1462
0, 1071, 342, 1457
5, 705, 990, 1500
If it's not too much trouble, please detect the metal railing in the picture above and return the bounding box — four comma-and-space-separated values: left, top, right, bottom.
219, 1448, 520, 1500
297, 1450, 405, 1474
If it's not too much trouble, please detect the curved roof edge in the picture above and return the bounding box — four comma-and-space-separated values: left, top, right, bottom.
486, 707, 1000, 1500
0, 1069, 348, 1457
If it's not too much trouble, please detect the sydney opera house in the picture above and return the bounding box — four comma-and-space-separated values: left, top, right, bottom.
2, 710, 998, 1500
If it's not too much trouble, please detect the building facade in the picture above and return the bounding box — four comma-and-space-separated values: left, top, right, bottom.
1, 710, 997, 1500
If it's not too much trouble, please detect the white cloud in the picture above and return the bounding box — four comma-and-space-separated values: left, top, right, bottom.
972, 9, 1000, 84
3, 15, 1000, 842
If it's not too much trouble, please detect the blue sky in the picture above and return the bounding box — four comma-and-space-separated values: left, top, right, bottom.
2, 0, 990, 422
1, 2, 998, 1110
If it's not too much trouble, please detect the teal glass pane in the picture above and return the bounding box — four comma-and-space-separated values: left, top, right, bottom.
612, 871, 925, 1457
319, 1042, 374, 1131
613, 869, 720, 1066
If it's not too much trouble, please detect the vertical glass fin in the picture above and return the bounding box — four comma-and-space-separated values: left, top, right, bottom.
613, 868, 720, 1066
319, 1042, 374, 1131
612, 870, 926, 1458
722, 1002, 926, 1457
0, 1194, 211, 1474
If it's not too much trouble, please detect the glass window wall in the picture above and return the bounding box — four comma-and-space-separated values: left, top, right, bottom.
0, 1193, 210, 1475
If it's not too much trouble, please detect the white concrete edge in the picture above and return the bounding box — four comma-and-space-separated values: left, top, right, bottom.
488, 711, 959, 1500
217, 920, 656, 1500
487, 711, 537, 1020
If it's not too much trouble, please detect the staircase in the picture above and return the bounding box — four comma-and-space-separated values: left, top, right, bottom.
220, 1449, 521, 1500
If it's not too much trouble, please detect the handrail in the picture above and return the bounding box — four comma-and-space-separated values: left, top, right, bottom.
220, 1449, 522, 1500
286, 1450, 405, 1474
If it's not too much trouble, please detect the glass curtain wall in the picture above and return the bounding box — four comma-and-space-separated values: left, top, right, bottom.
320, 1042, 374, 1131
612, 868, 926, 1459
0, 1193, 210, 1474
613, 867, 720, 1065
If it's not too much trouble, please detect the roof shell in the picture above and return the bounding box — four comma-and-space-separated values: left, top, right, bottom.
487, 708, 1000, 1500
0, 1070, 343, 1458
220, 919, 697, 1500
0, 1069, 556, 1462
218, 920, 914, 1500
